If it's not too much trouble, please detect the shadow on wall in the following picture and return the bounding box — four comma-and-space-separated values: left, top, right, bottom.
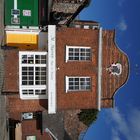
64, 129, 72, 140
39, 99, 48, 110
8, 118, 20, 140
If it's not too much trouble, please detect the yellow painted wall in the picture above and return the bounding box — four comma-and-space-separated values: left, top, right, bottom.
6, 32, 38, 49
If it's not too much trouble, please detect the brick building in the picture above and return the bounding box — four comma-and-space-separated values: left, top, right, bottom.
2, 21, 129, 139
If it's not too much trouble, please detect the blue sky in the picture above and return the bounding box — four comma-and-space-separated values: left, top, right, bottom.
80, 0, 140, 140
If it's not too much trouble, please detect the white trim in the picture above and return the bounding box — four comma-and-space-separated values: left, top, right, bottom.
6, 30, 40, 35
14, 0, 17, 18
65, 76, 68, 92
97, 27, 103, 111
48, 25, 56, 114
66, 46, 91, 49
5, 26, 40, 31
65, 76, 91, 92
65, 47, 69, 62
65, 46, 91, 62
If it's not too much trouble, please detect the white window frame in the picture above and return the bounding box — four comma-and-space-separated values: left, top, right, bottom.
19, 51, 47, 99
66, 76, 91, 92
66, 46, 91, 62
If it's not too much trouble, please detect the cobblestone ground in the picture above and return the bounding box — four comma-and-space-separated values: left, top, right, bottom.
0, 0, 8, 139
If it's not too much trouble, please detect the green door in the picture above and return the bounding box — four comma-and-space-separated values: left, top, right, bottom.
5, 0, 39, 26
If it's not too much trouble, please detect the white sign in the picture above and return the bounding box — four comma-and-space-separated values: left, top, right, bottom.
23, 10, 31, 16
26, 136, 36, 140
48, 25, 56, 114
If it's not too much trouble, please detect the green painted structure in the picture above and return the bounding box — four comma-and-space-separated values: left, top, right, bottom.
4, 0, 47, 27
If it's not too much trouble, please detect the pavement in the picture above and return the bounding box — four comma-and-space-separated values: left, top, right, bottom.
0, 0, 9, 139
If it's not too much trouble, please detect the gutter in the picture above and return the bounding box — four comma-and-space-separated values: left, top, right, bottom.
48, 0, 53, 21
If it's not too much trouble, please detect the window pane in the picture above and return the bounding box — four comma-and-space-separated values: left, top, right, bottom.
22, 90, 28, 94
41, 60, 46, 64
29, 72, 33, 75
29, 90, 34, 94
75, 86, 79, 90
69, 57, 74, 60
29, 81, 33, 85
75, 48, 79, 52
29, 67, 33, 71
75, 57, 79, 60
41, 67, 46, 71
22, 76, 27, 80
69, 86, 74, 90
35, 81, 40, 85
41, 81, 46, 85
22, 72, 27, 75
41, 76, 46, 80
22, 55, 27, 63
41, 55, 46, 60
29, 76, 33, 80
27, 55, 34, 64
69, 48, 73, 52
35, 67, 40, 71
41, 72, 46, 76
35, 90, 46, 95
22, 81, 27, 85
22, 67, 27, 71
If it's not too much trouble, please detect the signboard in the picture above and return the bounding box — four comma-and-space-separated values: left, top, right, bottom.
48, 25, 56, 114
26, 136, 36, 140
11, 9, 20, 15
11, 17, 20, 24
23, 10, 31, 16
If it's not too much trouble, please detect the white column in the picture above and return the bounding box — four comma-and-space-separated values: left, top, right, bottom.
97, 27, 103, 111
48, 25, 57, 114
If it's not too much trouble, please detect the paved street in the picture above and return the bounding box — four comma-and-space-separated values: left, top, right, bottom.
0, 0, 8, 139
0, 0, 4, 46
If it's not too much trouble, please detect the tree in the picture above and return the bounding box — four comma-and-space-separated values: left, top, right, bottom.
78, 109, 99, 127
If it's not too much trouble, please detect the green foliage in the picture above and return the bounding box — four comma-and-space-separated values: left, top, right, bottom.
78, 109, 99, 127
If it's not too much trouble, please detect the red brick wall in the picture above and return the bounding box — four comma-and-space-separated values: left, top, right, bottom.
56, 27, 99, 110
7, 95, 48, 119
3, 50, 19, 92
101, 30, 129, 107
22, 120, 51, 140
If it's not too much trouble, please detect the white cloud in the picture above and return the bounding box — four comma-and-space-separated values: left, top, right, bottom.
106, 107, 140, 140
117, 17, 127, 31
111, 129, 121, 140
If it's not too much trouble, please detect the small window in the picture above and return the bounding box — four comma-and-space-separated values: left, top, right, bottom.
66, 46, 91, 62
66, 77, 91, 92
84, 25, 89, 29
75, 24, 81, 28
